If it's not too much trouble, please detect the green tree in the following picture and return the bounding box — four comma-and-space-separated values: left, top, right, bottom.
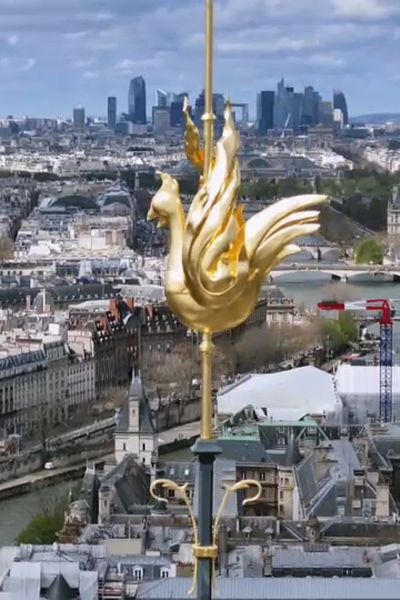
338, 312, 358, 343
240, 177, 313, 201
319, 313, 358, 355
16, 504, 64, 545
320, 319, 347, 354
320, 179, 341, 198
355, 237, 384, 264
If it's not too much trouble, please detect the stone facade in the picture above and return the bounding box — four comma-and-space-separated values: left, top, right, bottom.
67, 356, 96, 417
0, 349, 47, 436
68, 298, 140, 397
387, 185, 400, 237
0, 339, 95, 439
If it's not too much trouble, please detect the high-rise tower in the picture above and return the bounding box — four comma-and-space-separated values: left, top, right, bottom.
273, 78, 291, 129
73, 106, 85, 130
333, 89, 349, 126
107, 96, 117, 131
257, 91, 275, 135
128, 76, 147, 124
170, 93, 188, 128
156, 89, 168, 108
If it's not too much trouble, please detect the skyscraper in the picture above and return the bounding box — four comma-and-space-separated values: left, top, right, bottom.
301, 86, 322, 127
333, 108, 344, 130
73, 106, 85, 130
257, 91, 275, 135
320, 101, 334, 127
170, 93, 188, 128
290, 93, 304, 131
156, 89, 168, 108
128, 76, 147, 124
333, 89, 349, 126
107, 96, 117, 131
273, 79, 292, 129
153, 108, 170, 135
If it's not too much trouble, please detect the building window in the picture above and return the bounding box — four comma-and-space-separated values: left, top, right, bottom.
279, 491, 284, 500
259, 472, 266, 482
134, 568, 143, 581
142, 443, 146, 451
122, 443, 126, 451
161, 569, 169, 579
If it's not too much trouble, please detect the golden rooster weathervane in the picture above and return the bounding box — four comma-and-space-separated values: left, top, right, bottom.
148, 0, 326, 596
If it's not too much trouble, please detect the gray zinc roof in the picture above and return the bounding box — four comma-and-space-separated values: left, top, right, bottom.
272, 545, 376, 569
136, 577, 400, 599
45, 574, 77, 600
217, 438, 269, 463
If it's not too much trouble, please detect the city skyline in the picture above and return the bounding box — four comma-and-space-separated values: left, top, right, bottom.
0, 0, 399, 118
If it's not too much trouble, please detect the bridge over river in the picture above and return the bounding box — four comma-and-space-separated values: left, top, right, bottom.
270, 264, 400, 284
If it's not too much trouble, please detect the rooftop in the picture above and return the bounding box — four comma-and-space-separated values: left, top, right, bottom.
136, 577, 400, 599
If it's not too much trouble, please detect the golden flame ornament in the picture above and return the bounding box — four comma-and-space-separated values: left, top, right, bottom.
147, 105, 326, 437
147, 1, 326, 595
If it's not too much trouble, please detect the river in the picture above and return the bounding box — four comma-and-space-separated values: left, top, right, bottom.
278, 280, 400, 310
0, 480, 73, 547
2, 280, 400, 546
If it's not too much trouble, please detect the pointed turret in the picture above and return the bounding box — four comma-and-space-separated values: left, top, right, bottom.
45, 574, 76, 600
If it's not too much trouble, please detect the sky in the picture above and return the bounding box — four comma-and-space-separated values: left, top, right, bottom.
1, 0, 400, 119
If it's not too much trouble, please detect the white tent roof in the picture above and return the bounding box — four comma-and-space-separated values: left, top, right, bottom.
336, 364, 400, 397
217, 366, 339, 421
5, 562, 40, 600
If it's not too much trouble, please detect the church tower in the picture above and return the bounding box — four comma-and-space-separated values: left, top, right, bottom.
115, 373, 157, 466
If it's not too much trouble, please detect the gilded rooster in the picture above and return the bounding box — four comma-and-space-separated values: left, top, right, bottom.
148, 102, 327, 335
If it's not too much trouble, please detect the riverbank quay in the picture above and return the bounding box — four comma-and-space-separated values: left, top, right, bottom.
0, 454, 113, 501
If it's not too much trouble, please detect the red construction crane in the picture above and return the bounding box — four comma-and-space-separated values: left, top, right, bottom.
318, 299, 393, 423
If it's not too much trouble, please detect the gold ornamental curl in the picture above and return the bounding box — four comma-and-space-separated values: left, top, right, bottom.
150, 478, 262, 595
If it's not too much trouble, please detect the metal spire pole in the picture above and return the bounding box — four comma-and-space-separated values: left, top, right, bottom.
150, 1, 271, 598
202, 0, 215, 178
192, 4, 220, 598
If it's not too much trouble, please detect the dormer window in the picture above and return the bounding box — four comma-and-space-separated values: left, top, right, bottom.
161, 569, 169, 579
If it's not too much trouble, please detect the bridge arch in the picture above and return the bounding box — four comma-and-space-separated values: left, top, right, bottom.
346, 271, 394, 283
270, 270, 335, 284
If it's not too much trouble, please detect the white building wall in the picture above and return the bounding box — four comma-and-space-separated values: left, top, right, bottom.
67, 359, 95, 415
115, 432, 155, 465
291, 482, 302, 520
